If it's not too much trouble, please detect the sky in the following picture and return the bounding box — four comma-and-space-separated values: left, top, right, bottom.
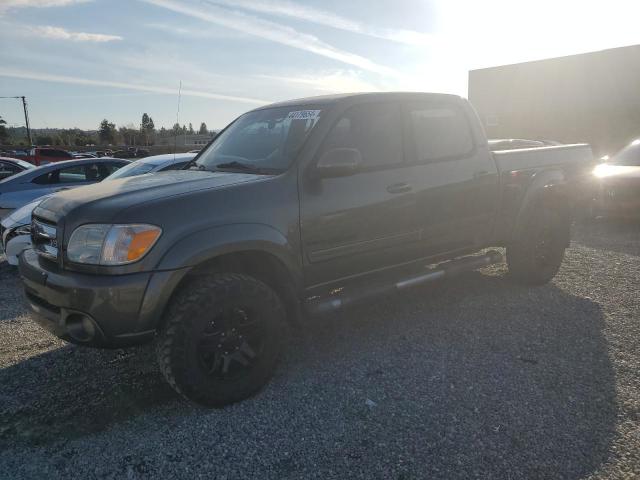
1, 0, 639, 130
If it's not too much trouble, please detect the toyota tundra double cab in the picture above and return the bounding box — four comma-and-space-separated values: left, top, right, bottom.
19, 93, 594, 407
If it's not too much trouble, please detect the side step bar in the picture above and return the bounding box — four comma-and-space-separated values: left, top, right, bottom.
305, 250, 503, 315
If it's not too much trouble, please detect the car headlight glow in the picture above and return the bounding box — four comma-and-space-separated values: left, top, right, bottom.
67, 224, 161, 265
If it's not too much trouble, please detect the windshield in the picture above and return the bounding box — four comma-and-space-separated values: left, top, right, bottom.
195, 106, 323, 173
106, 161, 155, 179
611, 140, 640, 166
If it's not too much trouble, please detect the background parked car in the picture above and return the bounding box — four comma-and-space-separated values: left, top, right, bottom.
112, 147, 150, 159
0, 153, 195, 265
0, 195, 50, 265
592, 139, 640, 218
12, 147, 75, 166
0, 157, 129, 219
0, 156, 35, 180
105, 152, 196, 180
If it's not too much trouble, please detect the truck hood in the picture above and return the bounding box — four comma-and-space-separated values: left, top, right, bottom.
34, 170, 269, 223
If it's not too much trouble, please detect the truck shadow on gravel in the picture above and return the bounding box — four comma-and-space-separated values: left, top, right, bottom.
282, 268, 618, 479
0, 267, 617, 479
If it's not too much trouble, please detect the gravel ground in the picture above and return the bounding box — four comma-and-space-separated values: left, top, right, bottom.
0, 219, 638, 479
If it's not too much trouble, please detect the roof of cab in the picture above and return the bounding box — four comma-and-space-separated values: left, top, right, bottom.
254, 92, 463, 111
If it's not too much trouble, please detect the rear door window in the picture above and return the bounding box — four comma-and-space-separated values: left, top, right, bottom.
33, 163, 123, 184
0, 162, 21, 177
320, 102, 403, 169
58, 165, 90, 183
406, 103, 474, 162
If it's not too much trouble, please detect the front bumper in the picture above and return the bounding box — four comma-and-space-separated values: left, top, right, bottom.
18, 249, 189, 348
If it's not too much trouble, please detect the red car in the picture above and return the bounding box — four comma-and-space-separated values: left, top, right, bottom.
15, 147, 75, 166
592, 139, 640, 218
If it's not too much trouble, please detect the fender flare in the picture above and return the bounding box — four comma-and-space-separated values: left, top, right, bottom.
510, 169, 571, 242
155, 223, 304, 288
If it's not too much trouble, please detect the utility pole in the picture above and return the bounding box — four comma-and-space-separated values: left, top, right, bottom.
0, 96, 33, 145
21, 97, 32, 146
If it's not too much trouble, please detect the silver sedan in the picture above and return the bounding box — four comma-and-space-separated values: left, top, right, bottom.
0, 157, 129, 219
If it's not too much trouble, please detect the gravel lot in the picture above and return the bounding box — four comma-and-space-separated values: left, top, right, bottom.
1, 219, 638, 479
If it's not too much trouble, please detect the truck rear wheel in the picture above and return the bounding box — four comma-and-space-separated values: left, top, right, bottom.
156, 273, 286, 407
507, 207, 570, 285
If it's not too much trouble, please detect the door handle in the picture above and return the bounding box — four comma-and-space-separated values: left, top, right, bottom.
386, 182, 412, 194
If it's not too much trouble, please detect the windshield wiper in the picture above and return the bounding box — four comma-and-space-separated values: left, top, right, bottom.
184, 158, 197, 169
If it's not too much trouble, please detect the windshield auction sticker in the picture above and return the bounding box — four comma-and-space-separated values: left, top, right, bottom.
287, 110, 321, 121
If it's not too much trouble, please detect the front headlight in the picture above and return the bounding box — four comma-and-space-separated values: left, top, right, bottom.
67, 224, 162, 265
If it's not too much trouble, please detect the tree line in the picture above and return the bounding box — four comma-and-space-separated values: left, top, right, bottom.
98, 114, 211, 146
0, 113, 214, 147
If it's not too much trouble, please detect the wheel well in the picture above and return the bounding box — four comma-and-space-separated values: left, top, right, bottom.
539, 188, 571, 217
179, 250, 302, 326
510, 189, 571, 244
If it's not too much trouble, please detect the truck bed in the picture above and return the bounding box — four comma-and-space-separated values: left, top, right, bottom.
493, 143, 594, 172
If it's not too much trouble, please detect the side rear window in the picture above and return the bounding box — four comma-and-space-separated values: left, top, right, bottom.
407, 103, 474, 162
56, 163, 113, 182
32, 172, 54, 185
0, 162, 20, 174
320, 102, 403, 169
58, 165, 89, 183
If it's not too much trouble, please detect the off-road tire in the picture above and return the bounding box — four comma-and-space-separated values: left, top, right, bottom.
156, 273, 286, 407
507, 206, 570, 285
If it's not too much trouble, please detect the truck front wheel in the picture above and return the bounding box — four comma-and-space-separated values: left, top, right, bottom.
507, 207, 570, 285
156, 273, 286, 407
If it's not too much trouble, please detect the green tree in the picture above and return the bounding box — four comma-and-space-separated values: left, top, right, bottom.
0, 116, 8, 144
141, 113, 156, 145
75, 132, 96, 147
98, 119, 117, 145
198, 122, 208, 134
119, 125, 140, 146
188, 122, 194, 135
35, 135, 54, 145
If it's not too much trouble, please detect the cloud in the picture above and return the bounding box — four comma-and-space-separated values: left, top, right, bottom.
144, 22, 246, 39
257, 70, 382, 94
207, 0, 434, 46
29, 25, 122, 42
141, 0, 399, 77
0, 67, 271, 105
0, 0, 90, 14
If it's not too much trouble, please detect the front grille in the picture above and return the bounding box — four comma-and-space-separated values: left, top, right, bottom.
31, 217, 59, 260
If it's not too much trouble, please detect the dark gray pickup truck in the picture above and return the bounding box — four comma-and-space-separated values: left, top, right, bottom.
19, 92, 594, 406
